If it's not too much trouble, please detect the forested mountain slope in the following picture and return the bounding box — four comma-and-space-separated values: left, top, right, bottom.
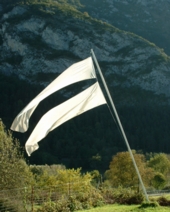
0, 0, 170, 172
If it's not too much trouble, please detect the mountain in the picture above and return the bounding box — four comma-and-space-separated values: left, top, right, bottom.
69, 0, 170, 56
0, 0, 170, 171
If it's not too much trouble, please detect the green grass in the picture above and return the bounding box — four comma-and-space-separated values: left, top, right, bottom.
76, 204, 170, 212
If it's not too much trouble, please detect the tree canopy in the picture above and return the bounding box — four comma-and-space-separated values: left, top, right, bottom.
105, 151, 154, 189
148, 153, 170, 176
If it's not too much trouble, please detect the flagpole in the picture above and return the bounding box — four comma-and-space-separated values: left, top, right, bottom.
90, 49, 149, 202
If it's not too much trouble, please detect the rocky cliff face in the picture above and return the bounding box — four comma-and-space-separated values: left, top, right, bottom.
0, 1, 170, 105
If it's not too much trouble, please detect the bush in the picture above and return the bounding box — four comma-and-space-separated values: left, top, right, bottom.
36, 201, 57, 212
0, 198, 18, 212
76, 189, 104, 209
36, 188, 105, 212
157, 196, 170, 206
101, 187, 144, 205
139, 201, 159, 208
67, 196, 83, 211
36, 199, 71, 212
67, 189, 104, 210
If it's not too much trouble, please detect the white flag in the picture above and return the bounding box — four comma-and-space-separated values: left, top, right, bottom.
25, 82, 106, 156
11, 57, 96, 132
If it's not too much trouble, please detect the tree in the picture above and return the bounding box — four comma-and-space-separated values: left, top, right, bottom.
147, 153, 170, 189
0, 120, 33, 189
151, 173, 166, 190
55, 168, 93, 195
33, 166, 94, 195
105, 151, 154, 189
90, 169, 102, 188
30, 164, 66, 187
148, 153, 170, 176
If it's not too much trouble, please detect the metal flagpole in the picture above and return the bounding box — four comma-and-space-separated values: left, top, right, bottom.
91, 49, 149, 202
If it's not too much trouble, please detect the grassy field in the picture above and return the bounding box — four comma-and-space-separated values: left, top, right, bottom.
76, 204, 170, 212
76, 194, 170, 211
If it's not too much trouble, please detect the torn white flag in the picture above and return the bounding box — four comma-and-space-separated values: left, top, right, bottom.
11, 57, 96, 132
25, 82, 106, 156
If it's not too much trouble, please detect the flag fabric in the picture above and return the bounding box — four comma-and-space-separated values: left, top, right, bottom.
25, 82, 106, 156
11, 57, 96, 132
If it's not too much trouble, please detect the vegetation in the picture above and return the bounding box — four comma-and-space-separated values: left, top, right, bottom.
76, 204, 170, 212
0, 120, 34, 211
104, 151, 170, 191
105, 151, 154, 189
1, 1, 170, 172
1, 120, 170, 211
0, 120, 34, 190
